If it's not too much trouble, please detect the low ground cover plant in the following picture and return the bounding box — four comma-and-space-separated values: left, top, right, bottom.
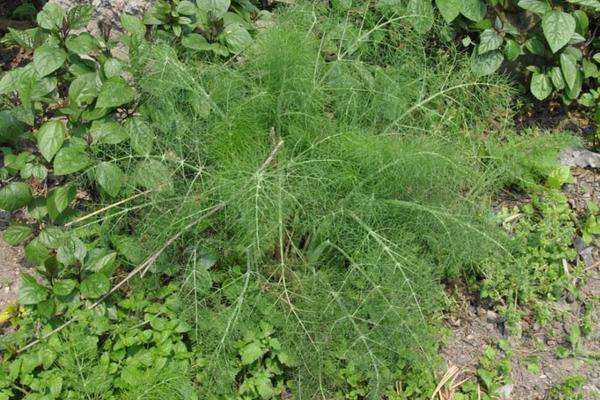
0, 1, 596, 399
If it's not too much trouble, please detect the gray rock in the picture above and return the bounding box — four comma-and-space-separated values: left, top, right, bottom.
497, 384, 514, 399
49, 0, 153, 35
559, 148, 600, 168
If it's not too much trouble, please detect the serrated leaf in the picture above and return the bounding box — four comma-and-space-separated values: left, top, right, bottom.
80, 273, 110, 299
530, 72, 553, 100
53, 145, 91, 176
407, 0, 434, 33
461, 0, 486, 22
96, 77, 136, 109
560, 52, 578, 90
25, 237, 49, 265
96, 162, 123, 197
4, 224, 33, 246
37, 120, 65, 162
0, 182, 32, 211
19, 273, 48, 305
542, 11, 576, 54
33, 45, 67, 77
435, 0, 461, 23
517, 0, 551, 14
240, 341, 266, 365
57, 237, 86, 266
479, 29, 503, 54
471, 50, 504, 76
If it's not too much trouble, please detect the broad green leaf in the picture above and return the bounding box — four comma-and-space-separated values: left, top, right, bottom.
547, 166, 574, 189
0, 182, 32, 211
517, 0, 550, 14
37, 120, 65, 162
573, 10, 589, 34
504, 39, 522, 61
197, 0, 231, 18
407, 0, 434, 33
103, 58, 123, 79
583, 58, 598, 78
3, 27, 45, 50
542, 11, 576, 53
255, 371, 275, 399
36, 3, 66, 31
565, 70, 583, 99
479, 29, 503, 54
127, 117, 154, 155
80, 273, 110, 299
25, 237, 49, 265
19, 273, 48, 305
181, 33, 209, 51
38, 226, 67, 249
33, 45, 67, 77
67, 4, 94, 29
28, 198, 48, 220
549, 66, 566, 90
460, 0, 486, 22
69, 72, 101, 106
65, 33, 98, 55
47, 184, 76, 219
134, 160, 171, 190
96, 162, 123, 197
0, 111, 25, 143
53, 279, 76, 296
560, 52, 578, 90
121, 14, 147, 37
222, 24, 253, 53
96, 77, 136, 109
524, 36, 548, 56
57, 237, 87, 265
90, 120, 129, 144
567, 0, 600, 11
530, 72, 552, 100
177, 0, 198, 15
471, 50, 504, 76
85, 250, 117, 273
53, 145, 91, 176
4, 224, 33, 246
435, 0, 461, 23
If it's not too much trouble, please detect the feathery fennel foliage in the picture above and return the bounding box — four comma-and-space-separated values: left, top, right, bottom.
100, 5, 572, 398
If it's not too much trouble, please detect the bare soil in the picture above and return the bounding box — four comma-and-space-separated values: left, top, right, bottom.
440, 154, 600, 399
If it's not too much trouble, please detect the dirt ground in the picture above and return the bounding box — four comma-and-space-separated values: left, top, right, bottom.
0, 225, 23, 312
440, 154, 600, 399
